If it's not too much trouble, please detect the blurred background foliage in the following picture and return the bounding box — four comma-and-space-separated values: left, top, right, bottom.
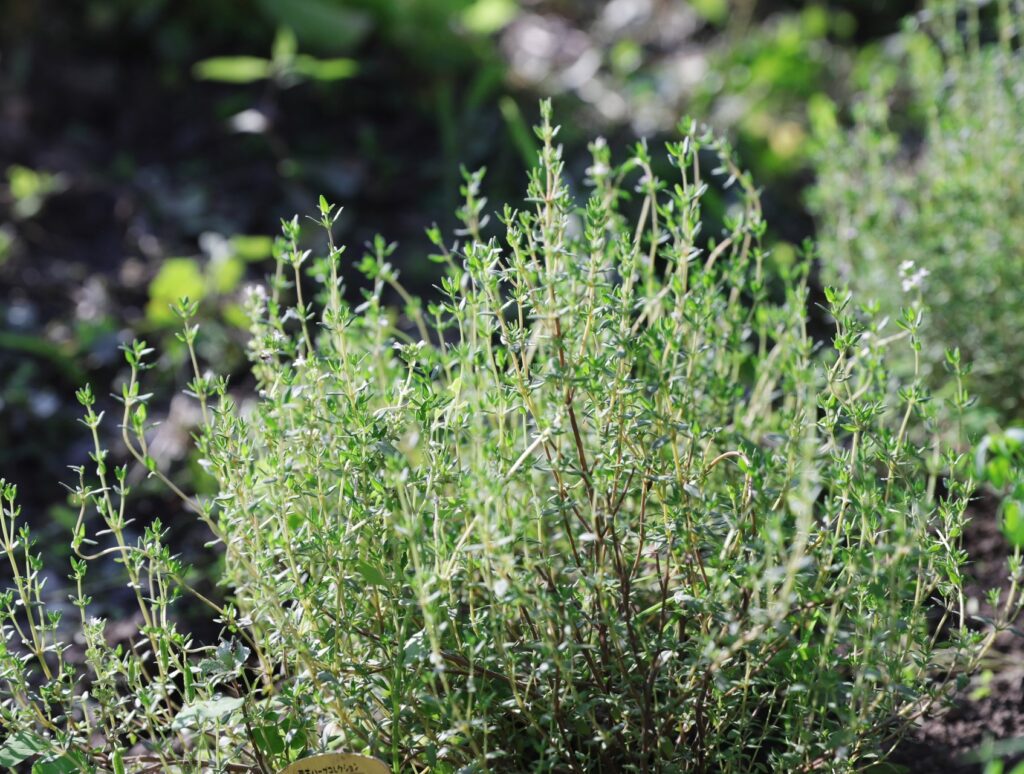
0, 0, 918, 534
811, 0, 1024, 425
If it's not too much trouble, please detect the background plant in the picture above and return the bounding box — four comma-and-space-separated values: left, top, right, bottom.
810, 0, 1024, 422
1, 105, 997, 772
977, 427, 1024, 547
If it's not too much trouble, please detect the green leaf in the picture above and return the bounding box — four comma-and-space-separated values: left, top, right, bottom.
0, 732, 49, 767
993, 430, 1024, 459
209, 256, 245, 294
986, 456, 1014, 490
610, 39, 642, 77
272, 26, 298, 65
32, 751, 88, 774
252, 724, 285, 756
293, 55, 359, 82
1002, 499, 1024, 548
690, 0, 727, 24
356, 560, 387, 586
230, 234, 274, 263
193, 56, 272, 83
463, 0, 518, 35
173, 696, 245, 729
253, 718, 307, 760
147, 258, 206, 326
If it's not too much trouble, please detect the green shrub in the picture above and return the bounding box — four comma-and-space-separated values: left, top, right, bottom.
810, 0, 1024, 421
0, 104, 997, 772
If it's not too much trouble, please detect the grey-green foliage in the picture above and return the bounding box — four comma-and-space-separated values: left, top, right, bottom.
0, 103, 999, 773
811, 0, 1024, 420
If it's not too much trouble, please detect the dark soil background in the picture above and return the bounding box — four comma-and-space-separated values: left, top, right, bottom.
4, 1, 1024, 771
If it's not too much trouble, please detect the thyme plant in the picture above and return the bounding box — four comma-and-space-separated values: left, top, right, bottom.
1, 104, 995, 772
811, 0, 1024, 421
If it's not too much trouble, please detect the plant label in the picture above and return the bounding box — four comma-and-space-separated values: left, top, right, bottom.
279, 752, 390, 774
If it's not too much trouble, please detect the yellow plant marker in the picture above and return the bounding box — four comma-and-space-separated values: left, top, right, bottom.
279, 752, 390, 774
